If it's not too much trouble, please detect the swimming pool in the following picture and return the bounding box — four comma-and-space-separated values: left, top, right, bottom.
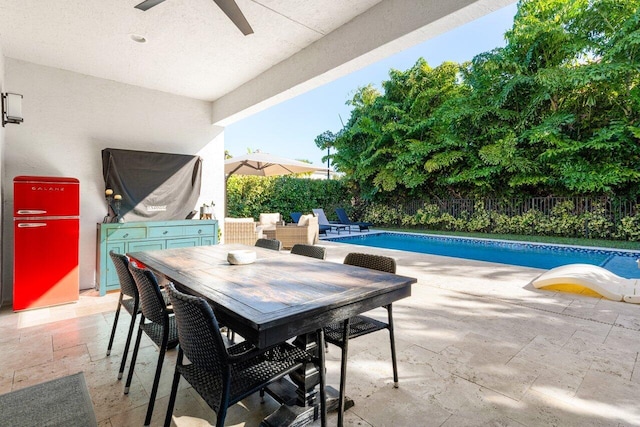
326, 232, 640, 278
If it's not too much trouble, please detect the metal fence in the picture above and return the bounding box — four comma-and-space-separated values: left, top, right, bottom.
401, 196, 639, 223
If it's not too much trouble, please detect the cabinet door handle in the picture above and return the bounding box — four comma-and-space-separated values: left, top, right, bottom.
123, 233, 129, 238
163, 231, 168, 235
198, 229, 202, 234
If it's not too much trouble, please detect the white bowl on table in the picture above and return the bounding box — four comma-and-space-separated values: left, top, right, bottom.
227, 250, 256, 265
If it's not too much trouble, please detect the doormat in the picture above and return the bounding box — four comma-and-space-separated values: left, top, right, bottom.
0, 372, 97, 427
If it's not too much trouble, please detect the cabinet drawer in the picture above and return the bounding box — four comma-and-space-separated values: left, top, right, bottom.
200, 236, 215, 246
107, 228, 146, 240
128, 241, 165, 252
167, 237, 200, 248
185, 224, 215, 236
149, 226, 184, 238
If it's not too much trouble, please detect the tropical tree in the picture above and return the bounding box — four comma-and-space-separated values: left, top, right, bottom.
318, 0, 640, 200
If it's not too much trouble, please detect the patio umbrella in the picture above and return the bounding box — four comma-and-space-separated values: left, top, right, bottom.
223, 152, 328, 217
225, 152, 327, 177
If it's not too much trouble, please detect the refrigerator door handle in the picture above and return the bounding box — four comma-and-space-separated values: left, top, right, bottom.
17, 210, 48, 215
17, 223, 47, 228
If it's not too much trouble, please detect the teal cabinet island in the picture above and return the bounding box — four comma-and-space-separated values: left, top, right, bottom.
96, 220, 218, 295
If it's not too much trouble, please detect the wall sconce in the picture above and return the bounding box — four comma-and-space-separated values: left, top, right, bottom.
2, 93, 24, 127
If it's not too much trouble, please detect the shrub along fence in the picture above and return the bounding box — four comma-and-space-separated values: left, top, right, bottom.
226, 176, 640, 241
362, 197, 640, 241
226, 175, 350, 222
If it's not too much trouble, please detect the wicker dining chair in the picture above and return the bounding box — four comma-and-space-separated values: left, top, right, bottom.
106, 251, 140, 381
163, 283, 327, 427
126, 263, 179, 426
290, 244, 326, 260
255, 238, 282, 251
323, 252, 398, 426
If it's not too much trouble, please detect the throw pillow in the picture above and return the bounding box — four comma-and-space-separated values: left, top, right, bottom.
298, 214, 312, 226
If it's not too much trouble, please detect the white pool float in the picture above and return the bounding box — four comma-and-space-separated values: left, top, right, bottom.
532, 263, 640, 304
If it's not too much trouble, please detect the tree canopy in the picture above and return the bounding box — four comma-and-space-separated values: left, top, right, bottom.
318, 0, 640, 202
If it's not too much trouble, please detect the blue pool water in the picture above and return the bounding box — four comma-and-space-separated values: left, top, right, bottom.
327, 232, 640, 278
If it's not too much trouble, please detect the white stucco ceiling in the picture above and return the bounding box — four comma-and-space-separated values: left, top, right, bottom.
0, 0, 382, 101
0, 0, 516, 124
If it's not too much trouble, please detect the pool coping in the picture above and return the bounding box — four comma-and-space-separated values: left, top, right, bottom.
323, 230, 640, 258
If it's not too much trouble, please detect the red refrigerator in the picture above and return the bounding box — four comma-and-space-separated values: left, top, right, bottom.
13, 176, 80, 311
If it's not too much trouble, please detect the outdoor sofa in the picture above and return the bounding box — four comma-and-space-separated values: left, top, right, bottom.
275, 215, 319, 249
224, 217, 263, 245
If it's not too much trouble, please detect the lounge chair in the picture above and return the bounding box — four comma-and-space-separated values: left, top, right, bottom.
532, 263, 640, 303
335, 208, 373, 232
318, 224, 330, 236
312, 209, 349, 234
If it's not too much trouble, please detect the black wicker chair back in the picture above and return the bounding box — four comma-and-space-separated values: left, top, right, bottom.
126, 263, 179, 426
106, 251, 141, 380
164, 283, 327, 427
343, 252, 396, 274
327, 252, 398, 426
129, 264, 168, 325
166, 283, 228, 379
255, 238, 282, 251
110, 251, 138, 298
290, 244, 326, 260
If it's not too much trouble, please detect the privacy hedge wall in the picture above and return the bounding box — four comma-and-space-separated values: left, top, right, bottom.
226, 175, 350, 222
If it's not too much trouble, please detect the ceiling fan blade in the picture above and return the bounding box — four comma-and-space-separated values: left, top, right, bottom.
135, 0, 167, 11
212, 0, 254, 35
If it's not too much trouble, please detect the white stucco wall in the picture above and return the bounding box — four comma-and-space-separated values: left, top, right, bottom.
1, 59, 224, 302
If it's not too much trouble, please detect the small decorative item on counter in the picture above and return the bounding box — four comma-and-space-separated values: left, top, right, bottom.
200, 201, 215, 220
103, 189, 114, 223
113, 194, 123, 223
104, 189, 124, 223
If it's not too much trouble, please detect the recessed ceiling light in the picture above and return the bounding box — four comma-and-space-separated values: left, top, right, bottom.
130, 34, 147, 43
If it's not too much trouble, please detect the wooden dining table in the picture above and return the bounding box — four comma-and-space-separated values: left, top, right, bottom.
128, 244, 416, 426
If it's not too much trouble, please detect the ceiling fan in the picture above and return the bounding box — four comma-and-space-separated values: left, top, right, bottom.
135, 0, 254, 36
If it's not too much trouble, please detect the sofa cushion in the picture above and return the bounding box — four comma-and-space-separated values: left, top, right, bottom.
298, 214, 313, 226
258, 213, 281, 230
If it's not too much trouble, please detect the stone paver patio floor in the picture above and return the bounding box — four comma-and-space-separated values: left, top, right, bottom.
1, 237, 639, 426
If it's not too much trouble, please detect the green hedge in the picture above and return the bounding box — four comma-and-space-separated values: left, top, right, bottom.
226, 175, 351, 222
227, 178, 640, 241
362, 201, 640, 241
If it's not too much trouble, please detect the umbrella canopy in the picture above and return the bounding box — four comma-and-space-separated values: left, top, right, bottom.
225, 152, 327, 177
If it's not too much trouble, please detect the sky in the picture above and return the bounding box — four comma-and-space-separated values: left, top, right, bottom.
224, 3, 519, 168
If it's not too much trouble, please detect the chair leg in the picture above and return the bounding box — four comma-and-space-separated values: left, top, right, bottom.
106, 293, 123, 356
164, 349, 183, 427
338, 318, 350, 427
387, 305, 399, 388
124, 316, 145, 394
216, 402, 229, 427
144, 334, 169, 426
118, 307, 138, 380
317, 329, 327, 427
